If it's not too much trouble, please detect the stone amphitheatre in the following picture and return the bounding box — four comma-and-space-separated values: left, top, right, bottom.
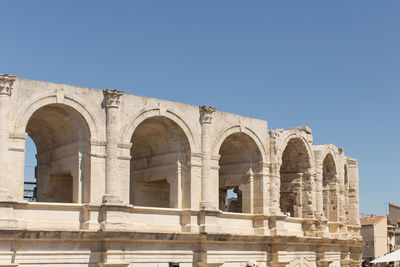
0, 74, 361, 266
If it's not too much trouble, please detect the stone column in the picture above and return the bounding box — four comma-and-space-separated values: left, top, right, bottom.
0, 74, 16, 200
239, 168, 254, 214
102, 89, 124, 203
347, 158, 360, 226
199, 106, 216, 210
175, 160, 182, 209
247, 168, 254, 214
314, 150, 324, 218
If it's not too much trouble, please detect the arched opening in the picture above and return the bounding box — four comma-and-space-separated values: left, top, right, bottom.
322, 153, 338, 221
130, 116, 190, 208
279, 138, 311, 217
24, 136, 37, 201
24, 104, 91, 203
218, 132, 262, 213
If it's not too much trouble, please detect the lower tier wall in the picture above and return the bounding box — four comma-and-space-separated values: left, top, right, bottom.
0, 231, 362, 267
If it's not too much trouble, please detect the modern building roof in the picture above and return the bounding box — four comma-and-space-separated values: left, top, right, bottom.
389, 203, 400, 209
360, 215, 386, 226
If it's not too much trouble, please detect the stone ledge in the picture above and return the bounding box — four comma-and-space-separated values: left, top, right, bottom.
0, 229, 363, 247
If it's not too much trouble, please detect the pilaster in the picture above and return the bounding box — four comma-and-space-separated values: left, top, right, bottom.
313, 150, 324, 218
268, 130, 281, 215
301, 169, 314, 218
269, 163, 281, 215
347, 158, 360, 226
0, 74, 16, 201
253, 162, 270, 215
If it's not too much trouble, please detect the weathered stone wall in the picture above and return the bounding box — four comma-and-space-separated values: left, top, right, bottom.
0, 74, 362, 266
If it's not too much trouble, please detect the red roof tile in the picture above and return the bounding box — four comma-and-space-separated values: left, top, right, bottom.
360, 215, 386, 226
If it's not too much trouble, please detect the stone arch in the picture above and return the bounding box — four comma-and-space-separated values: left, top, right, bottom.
13, 94, 101, 142
129, 115, 191, 209
212, 125, 267, 163
121, 108, 198, 152
23, 102, 92, 203
320, 146, 340, 176
278, 134, 313, 218
216, 129, 264, 213
322, 151, 339, 222
277, 132, 313, 167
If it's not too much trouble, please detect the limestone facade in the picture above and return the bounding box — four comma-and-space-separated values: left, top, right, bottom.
0, 74, 362, 266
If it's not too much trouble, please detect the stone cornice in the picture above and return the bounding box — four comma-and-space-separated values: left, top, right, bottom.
103, 88, 124, 108
0, 74, 16, 96
199, 105, 216, 124
0, 228, 363, 246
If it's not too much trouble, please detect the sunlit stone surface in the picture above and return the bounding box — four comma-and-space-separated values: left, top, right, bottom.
0, 74, 362, 266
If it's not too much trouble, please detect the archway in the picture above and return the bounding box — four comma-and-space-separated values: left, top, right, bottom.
218, 132, 262, 213
279, 138, 311, 217
129, 116, 190, 208
322, 153, 338, 221
24, 104, 91, 203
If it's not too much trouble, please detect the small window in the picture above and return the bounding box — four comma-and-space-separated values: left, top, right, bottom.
169, 263, 179, 267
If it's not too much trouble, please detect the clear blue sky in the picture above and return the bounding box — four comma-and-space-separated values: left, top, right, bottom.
1, 1, 399, 216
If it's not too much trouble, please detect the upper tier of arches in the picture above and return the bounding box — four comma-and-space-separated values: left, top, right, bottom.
6, 85, 355, 224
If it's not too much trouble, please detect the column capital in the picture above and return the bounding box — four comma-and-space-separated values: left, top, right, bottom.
103, 88, 124, 109
199, 105, 216, 124
0, 74, 16, 96
347, 158, 358, 167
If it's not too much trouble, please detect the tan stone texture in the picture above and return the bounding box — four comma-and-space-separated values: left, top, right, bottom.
0, 74, 362, 266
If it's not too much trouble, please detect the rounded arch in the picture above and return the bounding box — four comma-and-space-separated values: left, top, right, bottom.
130, 116, 191, 158
278, 134, 313, 218
23, 102, 92, 203
217, 130, 264, 213
323, 152, 337, 181
277, 131, 313, 168
129, 115, 192, 209
212, 125, 267, 163
218, 132, 264, 170
26, 103, 91, 152
322, 151, 339, 222
13, 94, 101, 141
321, 146, 340, 177
121, 108, 198, 152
